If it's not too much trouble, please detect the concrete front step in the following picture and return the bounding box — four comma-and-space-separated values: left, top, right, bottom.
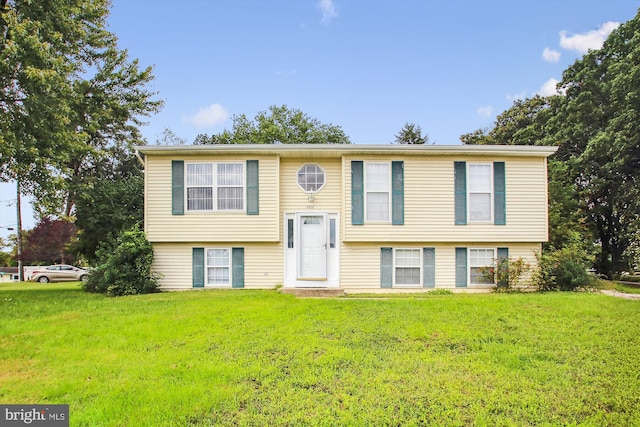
278, 287, 345, 298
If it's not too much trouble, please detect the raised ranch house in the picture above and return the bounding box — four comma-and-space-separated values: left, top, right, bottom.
135, 144, 557, 292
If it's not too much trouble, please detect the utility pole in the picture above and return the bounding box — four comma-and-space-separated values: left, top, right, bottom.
16, 179, 23, 282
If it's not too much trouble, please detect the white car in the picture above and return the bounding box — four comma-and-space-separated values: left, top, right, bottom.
29, 265, 90, 283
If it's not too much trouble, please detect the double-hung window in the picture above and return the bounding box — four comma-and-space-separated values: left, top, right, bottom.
217, 163, 244, 210
395, 249, 421, 286
206, 248, 231, 286
186, 163, 244, 212
469, 248, 495, 285
468, 163, 493, 222
365, 163, 390, 222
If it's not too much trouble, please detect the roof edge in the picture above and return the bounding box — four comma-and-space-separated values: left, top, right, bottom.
135, 144, 558, 158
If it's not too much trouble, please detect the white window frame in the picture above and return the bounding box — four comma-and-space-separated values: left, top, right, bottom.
469, 248, 496, 286
297, 164, 326, 193
185, 162, 245, 212
393, 248, 422, 287
205, 248, 232, 287
467, 163, 493, 223
364, 162, 391, 223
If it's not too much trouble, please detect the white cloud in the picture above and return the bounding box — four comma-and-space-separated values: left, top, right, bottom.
506, 91, 527, 102
477, 106, 493, 119
318, 0, 338, 24
538, 78, 560, 96
542, 47, 561, 63
183, 104, 229, 128
559, 21, 620, 54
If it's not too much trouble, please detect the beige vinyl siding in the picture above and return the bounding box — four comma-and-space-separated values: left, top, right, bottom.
343, 155, 549, 243
145, 155, 279, 242
278, 157, 343, 240
153, 242, 283, 290
279, 158, 343, 212
339, 242, 540, 292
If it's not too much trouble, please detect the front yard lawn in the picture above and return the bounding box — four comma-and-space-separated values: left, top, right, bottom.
1, 283, 639, 426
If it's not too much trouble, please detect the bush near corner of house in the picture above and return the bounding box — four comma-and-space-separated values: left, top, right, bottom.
532, 246, 595, 291
83, 225, 160, 297
479, 256, 531, 293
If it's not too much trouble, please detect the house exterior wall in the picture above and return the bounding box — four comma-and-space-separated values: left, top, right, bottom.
153, 242, 283, 290
343, 155, 549, 242
138, 145, 555, 292
339, 242, 539, 292
144, 154, 280, 243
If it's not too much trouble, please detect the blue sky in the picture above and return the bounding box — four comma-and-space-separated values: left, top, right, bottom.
107, 0, 638, 145
1, 0, 639, 237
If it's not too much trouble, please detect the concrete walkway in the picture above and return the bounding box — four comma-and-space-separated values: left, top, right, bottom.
600, 289, 640, 300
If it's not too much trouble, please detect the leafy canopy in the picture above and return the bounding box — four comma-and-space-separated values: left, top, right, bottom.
194, 105, 351, 145
0, 0, 162, 216
394, 122, 429, 145
459, 9, 640, 277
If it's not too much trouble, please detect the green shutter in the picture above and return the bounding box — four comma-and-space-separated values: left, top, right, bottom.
392, 161, 404, 225
494, 162, 506, 225
232, 248, 244, 288
497, 247, 509, 287
455, 247, 467, 288
352, 161, 364, 225
246, 160, 259, 215
454, 161, 466, 225
380, 247, 393, 288
192, 247, 204, 288
172, 160, 184, 215
423, 247, 435, 288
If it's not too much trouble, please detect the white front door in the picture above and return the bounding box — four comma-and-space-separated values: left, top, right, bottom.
298, 214, 327, 280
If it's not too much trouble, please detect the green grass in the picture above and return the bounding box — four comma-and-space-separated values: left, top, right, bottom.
2, 283, 640, 426
614, 282, 640, 294
599, 278, 640, 295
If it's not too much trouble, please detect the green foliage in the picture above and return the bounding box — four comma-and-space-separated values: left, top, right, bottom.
0, 0, 162, 216
394, 122, 429, 144
21, 217, 78, 265
83, 225, 159, 296
532, 247, 595, 291
2, 287, 640, 425
479, 256, 531, 293
459, 11, 640, 278
427, 288, 453, 295
194, 105, 351, 145
73, 149, 144, 262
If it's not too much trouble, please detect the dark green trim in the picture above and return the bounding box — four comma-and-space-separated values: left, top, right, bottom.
454, 161, 467, 225
497, 247, 509, 287
351, 161, 364, 225
423, 247, 435, 288
192, 247, 204, 288
172, 160, 184, 215
246, 160, 259, 215
232, 248, 244, 288
380, 247, 393, 288
494, 162, 506, 225
455, 247, 468, 287
392, 161, 404, 225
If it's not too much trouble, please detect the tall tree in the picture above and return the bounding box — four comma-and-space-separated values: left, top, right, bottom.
459, 10, 640, 277
0, 0, 162, 217
195, 105, 351, 145
21, 217, 77, 265
394, 122, 429, 144
555, 12, 640, 276
73, 146, 143, 262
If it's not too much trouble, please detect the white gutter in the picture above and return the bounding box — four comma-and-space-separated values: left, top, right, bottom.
134, 144, 558, 158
